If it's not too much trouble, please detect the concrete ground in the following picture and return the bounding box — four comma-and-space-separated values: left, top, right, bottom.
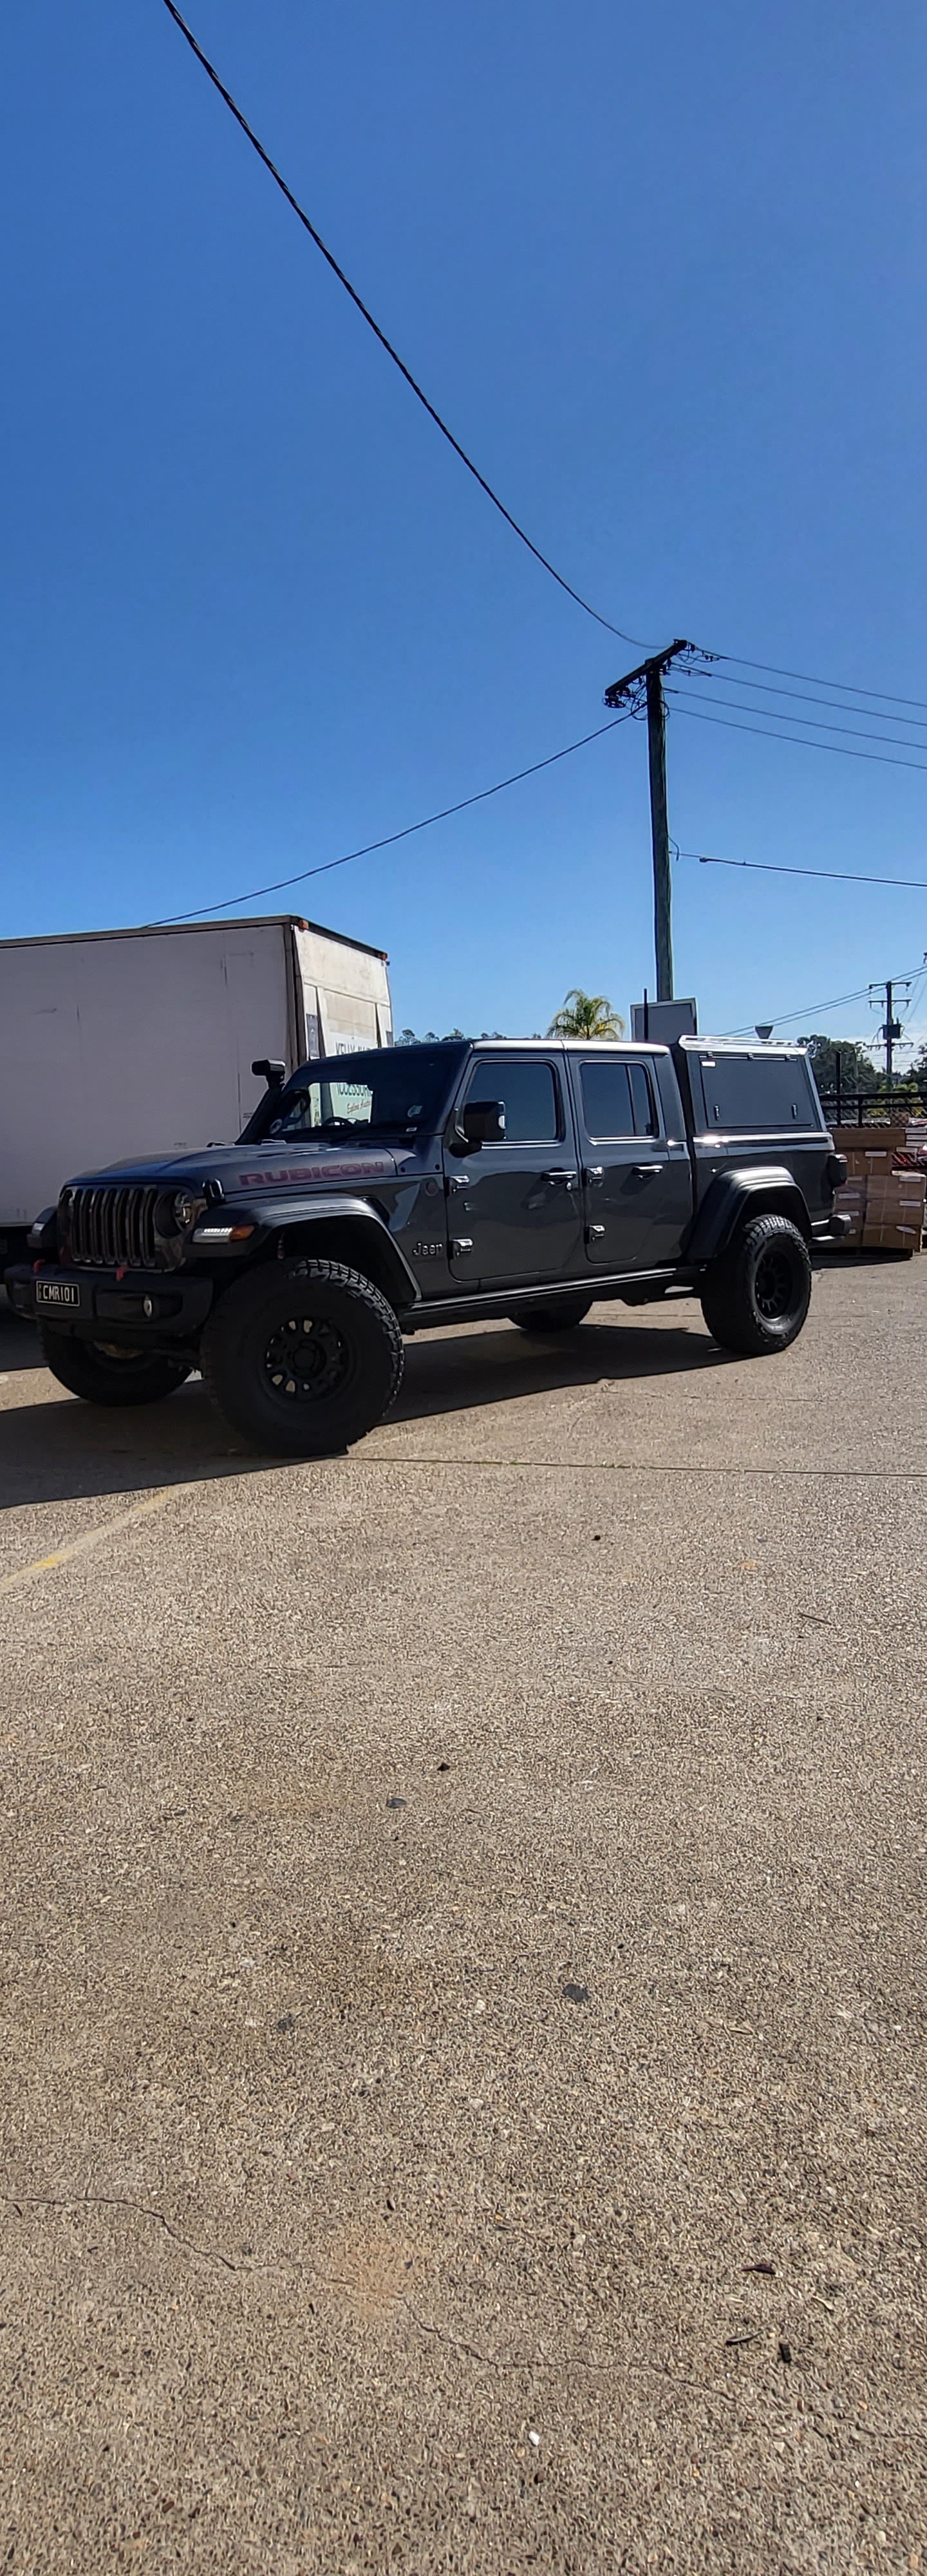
0, 1257, 924, 2575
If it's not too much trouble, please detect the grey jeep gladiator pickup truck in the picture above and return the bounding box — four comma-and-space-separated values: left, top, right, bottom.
7, 1035, 847, 1455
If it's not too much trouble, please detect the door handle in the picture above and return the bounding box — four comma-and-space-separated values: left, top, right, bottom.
583, 1164, 604, 1186
633, 1162, 663, 1176
546, 1168, 578, 1187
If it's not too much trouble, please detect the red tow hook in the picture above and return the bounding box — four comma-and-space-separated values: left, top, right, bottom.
32, 1260, 45, 1275
115, 1265, 127, 1282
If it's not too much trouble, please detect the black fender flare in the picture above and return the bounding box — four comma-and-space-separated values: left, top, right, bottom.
684, 1168, 812, 1265
223, 1193, 422, 1311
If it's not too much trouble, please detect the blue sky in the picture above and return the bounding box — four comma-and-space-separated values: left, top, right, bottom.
2, 1, 926, 1054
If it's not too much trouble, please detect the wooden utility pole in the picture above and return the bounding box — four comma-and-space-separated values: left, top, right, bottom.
644, 659, 672, 1001
604, 639, 701, 1004
870, 976, 906, 1102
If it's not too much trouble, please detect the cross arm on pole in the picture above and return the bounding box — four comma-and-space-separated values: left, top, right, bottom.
602, 641, 711, 1005
604, 641, 698, 707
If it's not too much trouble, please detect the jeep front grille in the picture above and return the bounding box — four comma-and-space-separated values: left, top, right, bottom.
64, 1184, 163, 1269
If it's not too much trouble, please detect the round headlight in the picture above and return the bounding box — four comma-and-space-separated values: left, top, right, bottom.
173, 1190, 201, 1231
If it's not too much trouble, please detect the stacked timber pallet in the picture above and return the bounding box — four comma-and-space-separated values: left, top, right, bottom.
830, 1128, 926, 1255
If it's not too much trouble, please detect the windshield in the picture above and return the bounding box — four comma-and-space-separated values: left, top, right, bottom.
247, 1045, 465, 1142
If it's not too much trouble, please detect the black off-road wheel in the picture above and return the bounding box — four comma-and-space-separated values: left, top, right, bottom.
39, 1330, 192, 1406
508, 1295, 592, 1334
700, 1213, 812, 1357
200, 1257, 404, 1456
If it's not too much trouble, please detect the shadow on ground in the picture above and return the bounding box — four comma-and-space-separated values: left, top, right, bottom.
0, 1306, 46, 1374
389, 1312, 730, 1425
0, 1311, 734, 1513
812, 1247, 915, 1269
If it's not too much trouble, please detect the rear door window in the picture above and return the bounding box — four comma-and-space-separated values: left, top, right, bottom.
580, 1058, 660, 1139
698, 1054, 819, 1132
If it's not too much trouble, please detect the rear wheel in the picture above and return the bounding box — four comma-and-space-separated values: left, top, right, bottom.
700, 1213, 811, 1356
39, 1330, 192, 1406
200, 1257, 404, 1455
508, 1295, 592, 1334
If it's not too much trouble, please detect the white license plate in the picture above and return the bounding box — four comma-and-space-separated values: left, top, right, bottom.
36, 1280, 82, 1308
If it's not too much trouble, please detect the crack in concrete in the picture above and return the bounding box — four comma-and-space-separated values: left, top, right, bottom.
400, 2294, 771, 2411
3, 2194, 903, 2453
4, 2192, 246, 2275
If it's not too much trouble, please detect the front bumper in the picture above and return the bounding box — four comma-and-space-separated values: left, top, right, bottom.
5, 1264, 214, 1342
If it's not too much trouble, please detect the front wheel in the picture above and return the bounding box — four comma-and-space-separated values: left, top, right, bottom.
39, 1330, 192, 1407
200, 1258, 404, 1456
700, 1213, 811, 1356
508, 1295, 592, 1334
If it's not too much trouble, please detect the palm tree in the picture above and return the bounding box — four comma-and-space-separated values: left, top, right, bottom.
547, 988, 624, 1040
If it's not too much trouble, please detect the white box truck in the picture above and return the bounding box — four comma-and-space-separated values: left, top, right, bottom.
0, 914, 393, 1253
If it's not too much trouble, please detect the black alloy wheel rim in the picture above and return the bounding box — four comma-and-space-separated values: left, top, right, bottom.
263, 1313, 350, 1405
753, 1248, 796, 1321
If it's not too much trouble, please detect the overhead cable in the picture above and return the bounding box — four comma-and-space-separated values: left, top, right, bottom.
670, 685, 927, 756
713, 653, 927, 717
722, 960, 927, 1037
147, 711, 633, 926
159, 0, 644, 647
665, 697, 927, 775
691, 672, 927, 735
687, 853, 927, 892
158, 12, 927, 737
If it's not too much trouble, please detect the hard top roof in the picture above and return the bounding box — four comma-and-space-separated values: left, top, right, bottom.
460, 1034, 807, 1057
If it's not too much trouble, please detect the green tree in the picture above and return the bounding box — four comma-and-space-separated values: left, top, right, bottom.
906, 1043, 927, 1108
547, 988, 624, 1040
798, 1034, 880, 1097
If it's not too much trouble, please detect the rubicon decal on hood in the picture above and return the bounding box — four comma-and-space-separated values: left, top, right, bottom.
236, 1156, 397, 1186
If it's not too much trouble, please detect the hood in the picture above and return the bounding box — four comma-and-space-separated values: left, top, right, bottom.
68, 1139, 409, 1193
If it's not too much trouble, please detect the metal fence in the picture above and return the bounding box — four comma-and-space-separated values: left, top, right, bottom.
818, 1087, 926, 1128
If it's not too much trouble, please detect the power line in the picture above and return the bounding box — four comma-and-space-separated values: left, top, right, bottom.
722, 960, 927, 1038
158, 8, 927, 770
694, 672, 927, 736
713, 653, 927, 717
147, 711, 633, 926
159, 0, 644, 649
664, 697, 927, 775
686, 852, 927, 893
725, 983, 872, 1034
159, 8, 927, 724
670, 685, 927, 755
902, 961, 927, 1028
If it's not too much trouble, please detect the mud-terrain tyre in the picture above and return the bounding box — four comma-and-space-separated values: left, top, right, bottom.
508, 1296, 592, 1334
700, 1213, 811, 1356
39, 1331, 192, 1406
200, 1258, 404, 1456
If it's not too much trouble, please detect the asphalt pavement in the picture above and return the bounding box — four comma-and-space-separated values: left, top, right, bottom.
1, 1258, 925, 2573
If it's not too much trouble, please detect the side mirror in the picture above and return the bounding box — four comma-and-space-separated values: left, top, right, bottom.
462, 1099, 506, 1148
252, 1059, 286, 1090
